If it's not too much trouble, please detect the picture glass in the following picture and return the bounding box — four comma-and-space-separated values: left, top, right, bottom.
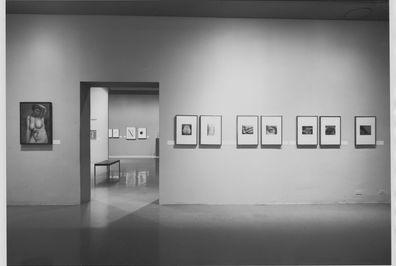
200, 116, 222, 145
320, 116, 341, 146
237, 116, 258, 146
261, 116, 282, 146
113, 129, 119, 138
355, 116, 376, 146
20, 102, 52, 145
138, 128, 147, 139
297, 116, 318, 146
126, 127, 136, 140
175, 115, 197, 145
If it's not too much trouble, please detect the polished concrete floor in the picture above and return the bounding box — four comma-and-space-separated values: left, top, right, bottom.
7, 159, 391, 265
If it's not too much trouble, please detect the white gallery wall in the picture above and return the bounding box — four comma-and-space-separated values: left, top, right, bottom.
90, 87, 109, 184
108, 92, 159, 157
6, 15, 389, 205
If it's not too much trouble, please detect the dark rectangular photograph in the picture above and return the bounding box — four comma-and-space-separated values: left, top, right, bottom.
360, 125, 372, 135
302, 126, 313, 135
242, 125, 254, 134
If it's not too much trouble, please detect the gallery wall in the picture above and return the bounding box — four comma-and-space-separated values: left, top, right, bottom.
6, 15, 390, 205
90, 87, 109, 184
108, 92, 159, 157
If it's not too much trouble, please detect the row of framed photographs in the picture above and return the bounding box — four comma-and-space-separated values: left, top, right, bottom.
109, 127, 147, 139
175, 115, 377, 147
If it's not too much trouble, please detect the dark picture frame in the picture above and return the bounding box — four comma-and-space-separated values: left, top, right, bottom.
175, 115, 198, 145
319, 116, 341, 147
237, 115, 259, 146
20, 102, 53, 145
354, 116, 376, 147
296, 115, 318, 147
199, 115, 222, 146
261, 115, 283, 146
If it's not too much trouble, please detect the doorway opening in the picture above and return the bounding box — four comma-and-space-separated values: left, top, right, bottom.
80, 82, 159, 207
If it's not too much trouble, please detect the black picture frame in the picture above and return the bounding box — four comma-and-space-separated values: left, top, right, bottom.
354, 116, 377, 147
175, 115, 198, 146
199, 115, 222, 146
319, 116, 341, 147
260, 115, 283, 146
296, 115, 318, 147
236, 115, 259, 147
20, 102, 53, 145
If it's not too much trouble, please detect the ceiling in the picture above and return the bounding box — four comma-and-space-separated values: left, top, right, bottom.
6, 0, 388, 20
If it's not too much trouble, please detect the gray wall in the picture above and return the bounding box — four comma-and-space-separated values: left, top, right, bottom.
108, 92, 159, 157
6, 15, 389, 205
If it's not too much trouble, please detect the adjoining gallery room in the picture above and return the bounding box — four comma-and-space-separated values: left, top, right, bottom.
5, 0, 393, 265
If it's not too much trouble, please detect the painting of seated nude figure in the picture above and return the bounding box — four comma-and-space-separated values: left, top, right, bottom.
20, 102, 53, 145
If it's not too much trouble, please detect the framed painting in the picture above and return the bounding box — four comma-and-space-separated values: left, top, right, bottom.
175, 115, 198, 145
20, 102, 53, 145
296, 116, 318, 146
261, 115, 282, 146
237, 115, 259, 146
138, 128, 147, 139
320, 116, 341, 146
199, 115, 222, 146
355, 116, 376, 146
108, 129, 113, 138
126, 127, 136, 140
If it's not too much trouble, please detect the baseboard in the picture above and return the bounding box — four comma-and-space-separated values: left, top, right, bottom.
109, 155, 159, 159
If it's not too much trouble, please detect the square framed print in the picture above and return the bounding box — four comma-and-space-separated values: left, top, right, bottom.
126, 127, 136, 140
237, 115, 259, 146
320, 116, 341, 146
355, 116, 376, 146
20, 102, 53, 145
113, 129, 119, 138
261, 115, 282, 146
200, 115, 222, 146
296, 116, 318, 146
138, 128, 147, 139
175, 115, 198, 145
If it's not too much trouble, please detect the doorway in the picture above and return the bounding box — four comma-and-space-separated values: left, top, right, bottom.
80, 82, 159, 205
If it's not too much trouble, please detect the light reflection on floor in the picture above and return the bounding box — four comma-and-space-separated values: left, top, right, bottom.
7, 158, 391, 265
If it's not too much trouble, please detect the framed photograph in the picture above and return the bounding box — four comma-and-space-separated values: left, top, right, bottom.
20, 102, 53, 145
320, 116, 341, 146
261, 116, 282, 146
126, 127, 136, 140
90, 130, 97, 140
175, 115, 198, 145
237, 115, 259, 146
113, 129, 119, 138
138, 128, 147, 139
200, 115, 222, 146
108, 129, 113, 138
355, 116, 376, 146
296, 116, 318, 146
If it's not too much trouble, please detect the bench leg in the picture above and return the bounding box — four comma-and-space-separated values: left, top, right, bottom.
118, 162, 121, 181
94, 165, 96, 186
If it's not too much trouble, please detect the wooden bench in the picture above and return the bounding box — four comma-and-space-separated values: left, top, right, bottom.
94, 159, 121, 185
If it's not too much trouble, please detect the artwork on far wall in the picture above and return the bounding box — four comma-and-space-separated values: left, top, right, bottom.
90, 130, 97, 140
126, 127, 136, 140
20, 102, 53, 145
237, 115, 259, 146
108, 129, 113, 138
138, 128, 147, 139
113, 129, 119, 138
200, 115, 222, 146
355, 116, 376, 146
320, 116, 341, 146
261, 115, 282, 146
296, 116, 318, 147
175, 115, 198, 145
